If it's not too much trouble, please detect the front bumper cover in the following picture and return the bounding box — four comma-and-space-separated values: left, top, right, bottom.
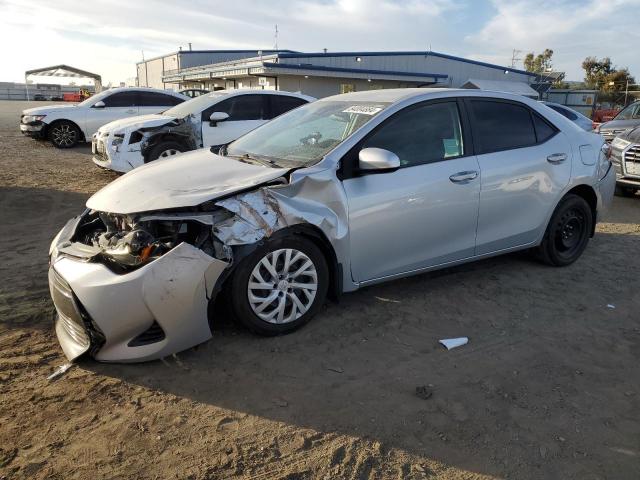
20, 121, 46, 138
49, 220, 229, 363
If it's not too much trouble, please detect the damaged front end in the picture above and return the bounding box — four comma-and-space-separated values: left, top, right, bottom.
49, 208, 232, 362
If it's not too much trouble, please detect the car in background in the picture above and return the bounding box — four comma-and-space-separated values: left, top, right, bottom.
92, 89, 315, 172
33, 94, 47, 101
595, 101, 640, 142
180, 89, 209, 98
49, 88, 615, 362
610, 126, 640, 197
541, 101, 593, 131
20, 87, 188, 148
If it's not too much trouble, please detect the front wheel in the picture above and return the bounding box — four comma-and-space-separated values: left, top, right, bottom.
537, 194, 593, 266
48, 121, 80, 148
229, 236, 329, 336
146, 141, 185, 162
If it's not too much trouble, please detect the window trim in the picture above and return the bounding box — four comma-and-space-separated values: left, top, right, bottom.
463, 97, 559, 156
340, 97, 473, 179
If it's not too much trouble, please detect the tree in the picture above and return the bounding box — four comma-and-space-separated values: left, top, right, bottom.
582, 56, 614, 88
524, 49, 554, 73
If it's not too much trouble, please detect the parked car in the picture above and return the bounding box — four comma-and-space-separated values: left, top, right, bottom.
48, 88, 615, 362
20, 87, 187, 148
610, 126, 640, 196
33, 94, 47, 101
541, 101, 593, 131
91, 89, 315, 172
179, 88, 209, 98
595, 101, 640, 142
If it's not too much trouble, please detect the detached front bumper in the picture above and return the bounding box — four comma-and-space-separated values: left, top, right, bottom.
49, 225, 229, 363
91, 132, 143, 173
20, 122, 46, 138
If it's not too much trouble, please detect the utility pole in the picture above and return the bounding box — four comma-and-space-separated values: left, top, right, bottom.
274, 24, 279, 51
511, 49, 522, 68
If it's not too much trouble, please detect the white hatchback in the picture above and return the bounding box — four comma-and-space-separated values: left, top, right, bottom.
91, 90, 315, 173
20, 87, 187, 148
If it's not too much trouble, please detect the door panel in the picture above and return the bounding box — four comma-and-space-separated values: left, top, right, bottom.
475, 133, 572, 254
344, 157, 480, 282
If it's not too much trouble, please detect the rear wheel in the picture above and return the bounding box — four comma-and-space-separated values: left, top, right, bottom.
146, 141, 185, 162
615, 185, 636, 197
229, 236, 329, 336
48, 121, 80, 148
537, 194, 593, 266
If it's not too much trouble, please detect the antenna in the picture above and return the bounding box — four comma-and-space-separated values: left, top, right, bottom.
274, 24, 279, 50
511, 49, 522, 68
141, 50, 145, 61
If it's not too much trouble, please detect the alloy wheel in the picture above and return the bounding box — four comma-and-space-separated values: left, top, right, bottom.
247, 248, 318, 324
51, 124, 77, 147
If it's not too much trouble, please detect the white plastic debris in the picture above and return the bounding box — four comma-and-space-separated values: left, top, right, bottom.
439, 337, 469, 350
607, 304, 616, 309
47, 362, 73, 381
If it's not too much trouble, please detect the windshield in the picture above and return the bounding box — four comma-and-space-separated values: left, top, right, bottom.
163, 92, 228, 118
614, 102, 640, 121
226, 100, 390, 167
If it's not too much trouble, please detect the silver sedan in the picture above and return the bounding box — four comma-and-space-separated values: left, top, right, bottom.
49, 88, 616, 362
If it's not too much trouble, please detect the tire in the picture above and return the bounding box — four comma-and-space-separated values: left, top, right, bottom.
48, 120, 80, 148
614, 185, 636, 197
146, 141, 185, 162
537, 194, 593, 266
229, 235, 329, 336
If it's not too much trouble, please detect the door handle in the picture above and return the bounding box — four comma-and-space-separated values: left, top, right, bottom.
449, 171, 478, 183
547, 153, 567, 164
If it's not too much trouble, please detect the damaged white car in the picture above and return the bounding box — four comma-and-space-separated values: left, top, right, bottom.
92, 89, 314, 172
49, 88, 615, 363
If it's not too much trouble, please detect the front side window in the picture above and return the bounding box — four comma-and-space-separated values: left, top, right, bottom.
214, 95, 265, 121
361, 101, 463, 167
615, 103, 640, 120
102, 91, 139, 107
226, 100, 390, 167
470, 100, 537, 154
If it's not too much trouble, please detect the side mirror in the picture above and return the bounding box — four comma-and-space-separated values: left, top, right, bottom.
93, 100, 105, 108
358, 148, 400, 172
209, 111, 229, 126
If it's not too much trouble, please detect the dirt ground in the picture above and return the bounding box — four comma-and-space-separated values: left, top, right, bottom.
0, 100, 639, 480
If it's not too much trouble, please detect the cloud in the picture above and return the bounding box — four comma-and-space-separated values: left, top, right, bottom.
466, 0, 640, 79
0, 0, 637, 84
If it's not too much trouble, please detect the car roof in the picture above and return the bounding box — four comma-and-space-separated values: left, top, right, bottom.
203, 89, 316, 101
101, 87, 186, 97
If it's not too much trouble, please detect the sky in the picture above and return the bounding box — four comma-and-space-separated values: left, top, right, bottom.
1, 0, 639, 85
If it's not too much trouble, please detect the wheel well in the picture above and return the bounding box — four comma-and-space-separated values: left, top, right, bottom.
142, 133, 190, 162
45, 119, 85, 142
287, 224, 342, 301
566, 184, 597, 236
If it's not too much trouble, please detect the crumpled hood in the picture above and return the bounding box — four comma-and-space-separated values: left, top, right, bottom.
22, 104, 77, 115
98, 113, 176, 134
600, 118, 640, 131
86, 149, 290, 214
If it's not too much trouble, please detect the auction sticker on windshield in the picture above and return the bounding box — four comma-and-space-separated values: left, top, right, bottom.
342, 105, 384, 115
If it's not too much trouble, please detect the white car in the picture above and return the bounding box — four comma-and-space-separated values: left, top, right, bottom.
91, 89, 315, 173
20, 87, 187, 148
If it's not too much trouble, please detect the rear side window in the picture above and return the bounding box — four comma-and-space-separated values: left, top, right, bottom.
548, 104, 577, 120
138, 92, 183, 107
268, 95, 308, 119
211, 95, 266, 121
102, 91, 138, 107
470, 100, 537, 154
361, 101, 464, 167
532, 112, 557, 143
